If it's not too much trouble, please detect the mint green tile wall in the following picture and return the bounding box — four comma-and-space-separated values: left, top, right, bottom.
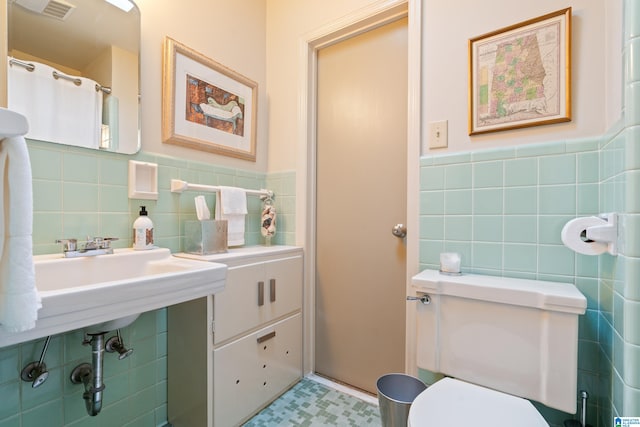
28, 140, 296, 254
419, 138, 605, 427
266, 171, 297, 246
0, 141, 295, 426
0, 310, 167, 427
419, 139, 601, 280
598, 0, 640, 424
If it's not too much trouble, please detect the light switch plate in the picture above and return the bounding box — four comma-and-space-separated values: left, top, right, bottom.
428, 120, 448, 149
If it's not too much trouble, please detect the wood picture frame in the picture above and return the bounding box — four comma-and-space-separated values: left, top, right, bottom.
162, 37, 257, 161
468, 8, 571, 135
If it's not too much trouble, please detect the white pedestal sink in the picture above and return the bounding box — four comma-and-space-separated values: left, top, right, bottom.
83, 314, 142, 335
0, 247, 227, 347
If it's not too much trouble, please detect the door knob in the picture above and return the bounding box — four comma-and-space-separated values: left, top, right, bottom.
392, 224, 407, 238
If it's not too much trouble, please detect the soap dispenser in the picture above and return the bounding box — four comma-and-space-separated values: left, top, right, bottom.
133, 206, 154, 250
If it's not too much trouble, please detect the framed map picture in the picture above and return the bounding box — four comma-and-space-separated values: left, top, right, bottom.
468, 8, 571, 135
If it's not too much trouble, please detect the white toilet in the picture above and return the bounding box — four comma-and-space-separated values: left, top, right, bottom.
408, 269, 587, 426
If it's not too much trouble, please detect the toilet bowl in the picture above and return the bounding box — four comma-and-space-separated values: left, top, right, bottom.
408, 378, 548, 426
409, 269, 587, 425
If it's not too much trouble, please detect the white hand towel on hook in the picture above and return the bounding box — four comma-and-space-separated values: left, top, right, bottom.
215, 186, 247, 246
0, 134, 41, 332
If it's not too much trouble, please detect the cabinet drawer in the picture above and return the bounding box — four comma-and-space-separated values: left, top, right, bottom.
213, 313, 302, 426
213, 255, 302, 344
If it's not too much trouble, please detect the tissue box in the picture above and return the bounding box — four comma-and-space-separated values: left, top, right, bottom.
184, 220, 228, 255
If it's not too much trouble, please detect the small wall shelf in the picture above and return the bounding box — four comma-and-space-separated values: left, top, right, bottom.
128, 161, 158, 200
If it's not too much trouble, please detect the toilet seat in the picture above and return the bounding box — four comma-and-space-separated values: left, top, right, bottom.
408, 378, 549, 427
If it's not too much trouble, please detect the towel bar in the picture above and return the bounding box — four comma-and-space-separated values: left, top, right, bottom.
170, 179, 273, 199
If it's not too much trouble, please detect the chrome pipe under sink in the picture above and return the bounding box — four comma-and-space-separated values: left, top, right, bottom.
70, 333, 106, 416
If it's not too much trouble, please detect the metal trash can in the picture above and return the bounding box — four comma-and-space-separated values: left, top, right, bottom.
376, 373, 427, 427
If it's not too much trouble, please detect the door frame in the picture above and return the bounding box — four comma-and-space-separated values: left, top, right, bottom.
297, 0, 422, 377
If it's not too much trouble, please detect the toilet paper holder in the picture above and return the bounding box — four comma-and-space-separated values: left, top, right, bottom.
583, 212, 618, 255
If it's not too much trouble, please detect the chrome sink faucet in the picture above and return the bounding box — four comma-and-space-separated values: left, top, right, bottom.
56, 237, 119, 258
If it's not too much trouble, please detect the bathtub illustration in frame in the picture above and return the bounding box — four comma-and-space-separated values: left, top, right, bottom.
162, 37, 257, 161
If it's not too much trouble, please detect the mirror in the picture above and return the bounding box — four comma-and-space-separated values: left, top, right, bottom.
7, 0, 140, 154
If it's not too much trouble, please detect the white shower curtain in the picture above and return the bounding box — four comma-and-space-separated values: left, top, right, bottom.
7, 58, 103, 149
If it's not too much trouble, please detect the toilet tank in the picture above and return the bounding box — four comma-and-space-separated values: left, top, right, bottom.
412, 270, 587, 414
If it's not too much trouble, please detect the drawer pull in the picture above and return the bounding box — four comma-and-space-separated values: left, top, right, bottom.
270, 279, 276, 302
257, 331, 276, 343
258, 281, 264, 306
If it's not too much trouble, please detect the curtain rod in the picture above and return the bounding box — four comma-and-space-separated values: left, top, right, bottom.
9, 58, 112, 94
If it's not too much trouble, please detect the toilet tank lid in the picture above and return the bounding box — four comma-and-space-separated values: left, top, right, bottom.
412, 269, 586, 314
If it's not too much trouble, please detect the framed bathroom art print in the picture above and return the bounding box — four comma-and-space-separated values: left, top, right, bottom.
468, 7, 572, 135
162, 37, 257, 161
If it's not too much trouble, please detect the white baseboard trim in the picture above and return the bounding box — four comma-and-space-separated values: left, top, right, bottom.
306, 373, 379, 406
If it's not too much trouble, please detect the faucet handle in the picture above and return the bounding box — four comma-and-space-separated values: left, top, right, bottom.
86, 237, 119, 249
83, 237, 100, 250
100, 237, 119, 249
55, 238, 77, 252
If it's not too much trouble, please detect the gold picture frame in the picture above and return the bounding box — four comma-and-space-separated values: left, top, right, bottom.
468, 8, 571, 135
162, 37, 257, 161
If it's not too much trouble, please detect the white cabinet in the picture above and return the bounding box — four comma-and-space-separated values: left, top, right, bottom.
213, 254, 302, 345
168, 246, 303, 427
212, 314, 302, 426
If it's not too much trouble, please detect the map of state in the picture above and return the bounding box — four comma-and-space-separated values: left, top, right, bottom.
473, 20, 563, 131
486, 34, 546, 119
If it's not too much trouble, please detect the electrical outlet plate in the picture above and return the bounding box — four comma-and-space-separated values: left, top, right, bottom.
428, 120, 448, 149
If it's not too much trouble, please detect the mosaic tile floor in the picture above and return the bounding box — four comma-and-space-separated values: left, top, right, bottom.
243, 378, 382, 426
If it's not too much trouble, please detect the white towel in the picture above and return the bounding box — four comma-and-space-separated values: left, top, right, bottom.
0, 136, 41, 332
8, 58, 102, 149
215, 186, 247, 247
0, 106, 29, 138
